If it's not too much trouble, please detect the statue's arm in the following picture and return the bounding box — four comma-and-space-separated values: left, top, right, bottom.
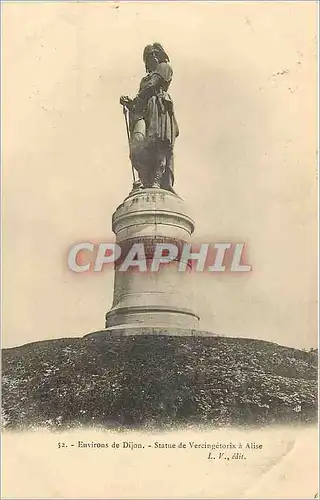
119, 74, 162, 109
120, 63, 173, 109
134, 73, 163, 103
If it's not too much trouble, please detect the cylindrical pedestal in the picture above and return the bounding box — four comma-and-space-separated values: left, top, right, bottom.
105, 188, 199, 333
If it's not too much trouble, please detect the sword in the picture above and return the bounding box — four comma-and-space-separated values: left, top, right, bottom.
122, 104, 136, 183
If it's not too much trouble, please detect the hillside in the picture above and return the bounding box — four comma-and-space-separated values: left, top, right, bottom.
2, 334, 317, 430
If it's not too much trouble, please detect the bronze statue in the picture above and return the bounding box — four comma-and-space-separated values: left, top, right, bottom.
120, 43, 179, 193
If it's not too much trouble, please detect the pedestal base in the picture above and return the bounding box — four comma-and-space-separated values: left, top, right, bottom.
106, 304, 199, 330
84, 326, 214, 339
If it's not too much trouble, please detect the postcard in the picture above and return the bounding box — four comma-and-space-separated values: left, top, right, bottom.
1, 1, 318, 498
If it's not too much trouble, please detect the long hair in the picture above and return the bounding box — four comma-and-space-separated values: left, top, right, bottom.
152, 43, 170, 63
143, 43, 170, 64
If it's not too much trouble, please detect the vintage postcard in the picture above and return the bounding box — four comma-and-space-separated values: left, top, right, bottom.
1, 1, 318, 498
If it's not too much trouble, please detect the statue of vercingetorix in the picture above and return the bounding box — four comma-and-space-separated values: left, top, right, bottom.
120, 43, 179, 193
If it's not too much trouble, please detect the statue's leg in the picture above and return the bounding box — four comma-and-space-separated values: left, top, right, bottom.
132, 119, 146, 140
160, 153, 176, 193
130, 120, 147, 187
151, 149, 166, 189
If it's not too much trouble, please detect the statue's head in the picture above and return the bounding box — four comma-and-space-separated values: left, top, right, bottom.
143, 43, 169, 72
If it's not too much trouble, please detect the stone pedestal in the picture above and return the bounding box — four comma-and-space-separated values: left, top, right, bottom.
103, 188, 199, 334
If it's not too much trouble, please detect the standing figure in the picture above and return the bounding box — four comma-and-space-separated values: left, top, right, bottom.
120, 43, 179, 192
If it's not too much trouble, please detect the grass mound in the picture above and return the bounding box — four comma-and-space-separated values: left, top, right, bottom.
2, 334, 317, 430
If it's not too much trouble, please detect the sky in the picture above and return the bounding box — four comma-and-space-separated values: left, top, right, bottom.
2, 1, 318, 349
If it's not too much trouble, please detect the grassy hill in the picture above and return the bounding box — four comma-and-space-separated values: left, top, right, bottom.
2, 334, 317, 430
